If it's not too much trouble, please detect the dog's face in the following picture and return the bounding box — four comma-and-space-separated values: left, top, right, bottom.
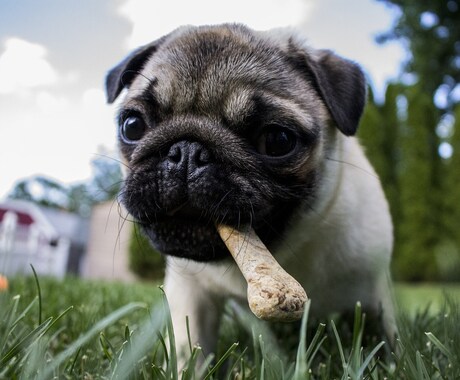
106, 24, 366, 262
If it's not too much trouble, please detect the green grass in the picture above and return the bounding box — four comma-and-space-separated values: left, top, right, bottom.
395, 282, 460, 315
1, 275, 460, 379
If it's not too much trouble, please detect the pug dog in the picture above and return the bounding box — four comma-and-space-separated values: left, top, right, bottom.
105, 23, 396, 359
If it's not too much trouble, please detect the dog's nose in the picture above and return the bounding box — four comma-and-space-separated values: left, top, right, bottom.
166, 141, 212, 177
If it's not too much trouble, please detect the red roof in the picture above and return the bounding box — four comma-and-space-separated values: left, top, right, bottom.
0, 208, 35, 226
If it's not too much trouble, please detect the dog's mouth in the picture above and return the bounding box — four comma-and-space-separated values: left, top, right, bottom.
120, 162, 310, 262
164, 202, 205, 218
120, 169, 266, 261
138, 204, 247, 261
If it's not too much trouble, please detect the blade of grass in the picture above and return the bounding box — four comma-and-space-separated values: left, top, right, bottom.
331, 320, 346, 368
1, 296, 72, 375
203, 342, 239, 380
40, 302, 146, 379
1, 317, 53, 366
305, 322, 326, 362
425, 332, 453, 360
0, 295, 22, 353
160, 287, 178, 380
181, 345, 202, 380
152, 365, 167, 380
30, 264, 42, 325
43, 305, 73, 333
293, 299, 310, 380
122, 324, 139, 380
113, 295, 168, 379
1, 295, 38, 353
357, 341, 385, 379
350, 302, 364, 374
186, 316, 193, 355
195, 352, 215, 379
415, 351, 430, 380
224, 347, 248, 380
307, 333, 327, 370
67, 346, 82, 376
351, 302, 363, 349
99, 332, 115, 362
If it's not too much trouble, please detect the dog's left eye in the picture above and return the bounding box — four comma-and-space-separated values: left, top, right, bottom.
121, 115, 147, 143
257, 127, 297, 157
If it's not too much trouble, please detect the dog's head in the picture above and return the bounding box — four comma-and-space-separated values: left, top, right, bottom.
106, 24, 366, 261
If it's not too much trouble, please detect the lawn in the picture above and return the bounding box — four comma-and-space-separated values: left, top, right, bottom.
395, 282, 460, 314
1, 275, 459, 379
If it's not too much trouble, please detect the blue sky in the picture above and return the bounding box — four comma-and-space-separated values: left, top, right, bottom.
0, 0, 405, 199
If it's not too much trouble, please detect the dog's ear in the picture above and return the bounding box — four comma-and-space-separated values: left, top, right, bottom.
287, 43, 366, 136
312, 50, 366, 136
105, 37, 166, 104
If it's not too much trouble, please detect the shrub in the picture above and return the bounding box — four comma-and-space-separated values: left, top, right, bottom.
128, 224, 165, 280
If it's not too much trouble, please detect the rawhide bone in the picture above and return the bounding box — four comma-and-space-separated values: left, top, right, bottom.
217, 224, 307, 322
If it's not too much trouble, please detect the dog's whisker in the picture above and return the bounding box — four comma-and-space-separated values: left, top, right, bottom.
325, 156, 378, 178
92, 152, 131, 170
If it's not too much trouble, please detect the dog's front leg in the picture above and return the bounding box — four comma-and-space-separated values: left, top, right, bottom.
164, 266, 223, 365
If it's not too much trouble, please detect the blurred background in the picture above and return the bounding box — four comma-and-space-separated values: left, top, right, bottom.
0, 0, 459, 283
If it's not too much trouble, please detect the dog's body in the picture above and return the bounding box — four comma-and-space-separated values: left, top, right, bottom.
106, 24, 395, 357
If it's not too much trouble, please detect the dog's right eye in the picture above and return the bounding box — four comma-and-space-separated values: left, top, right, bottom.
121, 115, 147, 143
256, 126, 297, 157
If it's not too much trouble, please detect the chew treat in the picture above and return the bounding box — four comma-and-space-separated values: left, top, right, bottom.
217, 224, 307, 322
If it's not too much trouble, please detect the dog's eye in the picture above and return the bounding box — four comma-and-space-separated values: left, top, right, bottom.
121, 115, 147, 143
257, 127, 297, 157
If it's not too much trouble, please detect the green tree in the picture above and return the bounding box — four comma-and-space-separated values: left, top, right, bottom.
360, 84, 402, 216
396, 86, 439, 280
437, 107, 460, 280
359, 89, 387, 179
375, 0, 460, 281
444, 107, 460, 245
377, 0, 460, 107
8, 176, 70, 210
7, 152, 122, 217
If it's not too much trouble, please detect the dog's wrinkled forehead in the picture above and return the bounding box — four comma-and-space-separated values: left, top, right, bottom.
108, 23, 367, 136
127, 25, 315, 116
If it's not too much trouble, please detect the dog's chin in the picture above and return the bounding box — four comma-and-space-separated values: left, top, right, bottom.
135, 202, 256, 262
140, 216, 230, 262
129, 195, 305, 262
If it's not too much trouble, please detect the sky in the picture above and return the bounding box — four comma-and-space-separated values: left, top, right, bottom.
0, 0, 406, 199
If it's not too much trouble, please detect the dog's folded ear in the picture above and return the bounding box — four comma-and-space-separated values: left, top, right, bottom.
311, 49, 366, 136
105, 37, 166, 104
287, 43, 366, 136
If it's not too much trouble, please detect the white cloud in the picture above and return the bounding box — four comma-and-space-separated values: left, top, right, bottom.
0, 38, 58, 95
298, 0, 406, 101
118, 0, 311, 49
0, 87, 118, 198
116, 0, 404, 101
35, 91, 70, 115
82, 88, 107, 109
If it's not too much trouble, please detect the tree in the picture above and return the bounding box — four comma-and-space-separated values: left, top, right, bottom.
438, 106, 460, 280
359, 84, 402, 219
377, 0, 460, 109
374, 0, 460, 281
8, 151, 123, 217
8, 176, 70, 210
444, 107, 460, 244
395, 85, 440, 280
